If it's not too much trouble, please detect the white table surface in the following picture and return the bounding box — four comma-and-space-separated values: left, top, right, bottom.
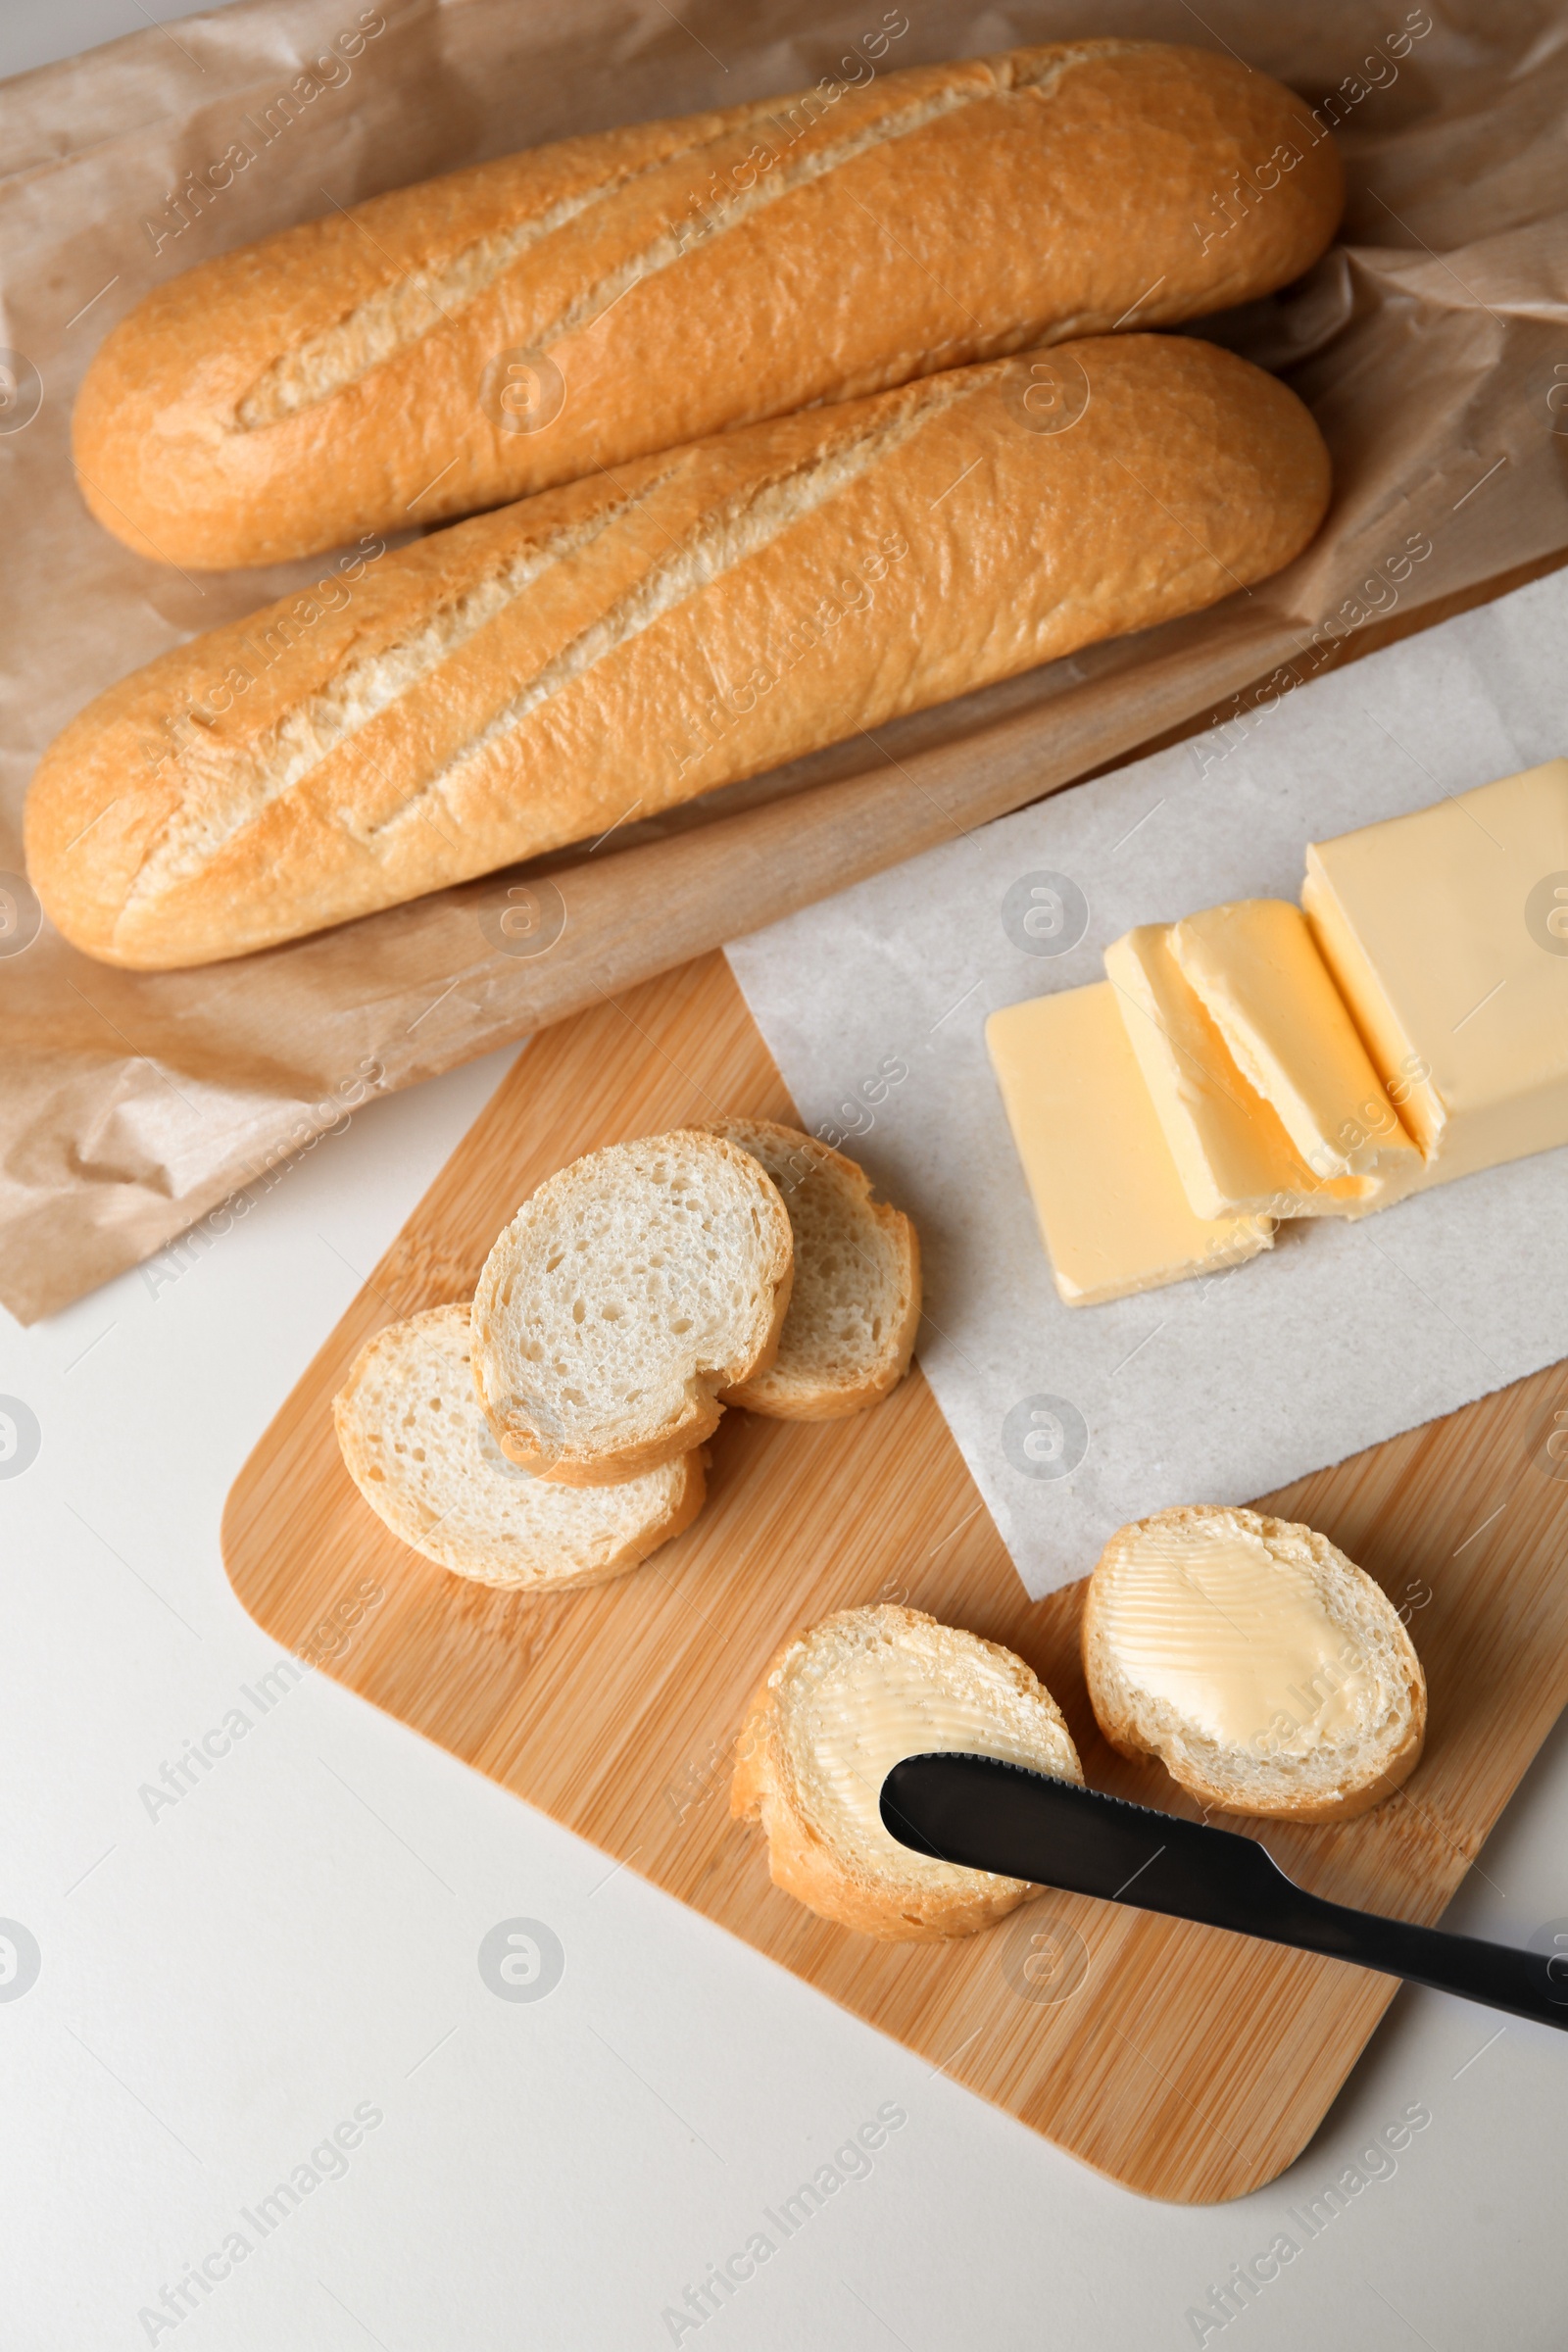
7, 9, 1568, 2346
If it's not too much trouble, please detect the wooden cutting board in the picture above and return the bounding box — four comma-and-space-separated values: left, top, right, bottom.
221, 951, 1568, 2202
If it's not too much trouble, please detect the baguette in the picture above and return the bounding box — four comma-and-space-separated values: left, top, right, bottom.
1083, 1504, 1427, 1822
707, 1118, 920, 1418
73, 41, 1342, 569
470, 1130, 794, 1484
28, 335, 1331, 970
732, 1603, 1083, 1939
333, 1304, 706, 1588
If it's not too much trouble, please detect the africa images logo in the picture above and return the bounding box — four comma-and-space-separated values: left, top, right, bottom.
1002, 1395, 1090, 1481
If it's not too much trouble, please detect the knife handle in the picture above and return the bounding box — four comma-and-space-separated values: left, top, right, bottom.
1031, 1793, 1568, 2034
1230, 1865, 1568, 2034
1117, 1829, 1568, 2033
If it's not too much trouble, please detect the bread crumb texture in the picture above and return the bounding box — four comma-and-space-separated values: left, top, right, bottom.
470, 1130, 793, 1482
333, 1304, 705, 1586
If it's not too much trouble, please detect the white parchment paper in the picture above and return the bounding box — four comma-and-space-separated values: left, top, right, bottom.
726, 566, 1568, 1597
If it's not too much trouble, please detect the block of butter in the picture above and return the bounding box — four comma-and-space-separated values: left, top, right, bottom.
1304, 759, 1568, 1183
1104, 923, 1369, 1221
986, 983, 1274, 1306
1170, 898, 1424, 1205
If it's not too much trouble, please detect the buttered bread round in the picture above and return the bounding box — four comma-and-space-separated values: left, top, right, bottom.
732, 1603, 1082, 1939
1083, 1504, 1426, 1821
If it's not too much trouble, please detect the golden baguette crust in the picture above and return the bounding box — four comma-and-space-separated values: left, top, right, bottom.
72, 41, 1342, 569
1083, 1504, 1427, 1822
708, 1119, 921, 1419
29, 335, 1331, 970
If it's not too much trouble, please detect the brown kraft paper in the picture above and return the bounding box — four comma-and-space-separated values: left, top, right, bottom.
2, 0, 1567, 1320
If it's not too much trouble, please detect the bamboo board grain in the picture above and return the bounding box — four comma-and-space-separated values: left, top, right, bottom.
222, 951, 1568, 2202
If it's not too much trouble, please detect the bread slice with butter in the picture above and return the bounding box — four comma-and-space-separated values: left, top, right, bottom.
334, 1305, 706, 1587
471, 1130, 794, 1484
707, 1118, 920, 1419
733, 1603, 1083, 1938
1083, 1504, 1426, 1822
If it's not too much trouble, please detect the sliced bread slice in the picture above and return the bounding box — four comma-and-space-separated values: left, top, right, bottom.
334, 1304, 706, 1588
732, 1602, 1083, 1939
1083, 1503, 1426, 1822
707, 1117, 920, 1419
471, 1129, 794, 1484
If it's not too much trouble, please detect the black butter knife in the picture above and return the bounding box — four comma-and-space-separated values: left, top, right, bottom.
880, 1752, 1568, 2031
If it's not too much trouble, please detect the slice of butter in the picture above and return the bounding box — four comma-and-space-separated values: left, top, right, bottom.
986, 982, 1273, 1306
1092, 1509, 1370, 1756
1169, 898, 1424, 1204
1104, 924, 1365, 1220
1304, 759, 1568, 1182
